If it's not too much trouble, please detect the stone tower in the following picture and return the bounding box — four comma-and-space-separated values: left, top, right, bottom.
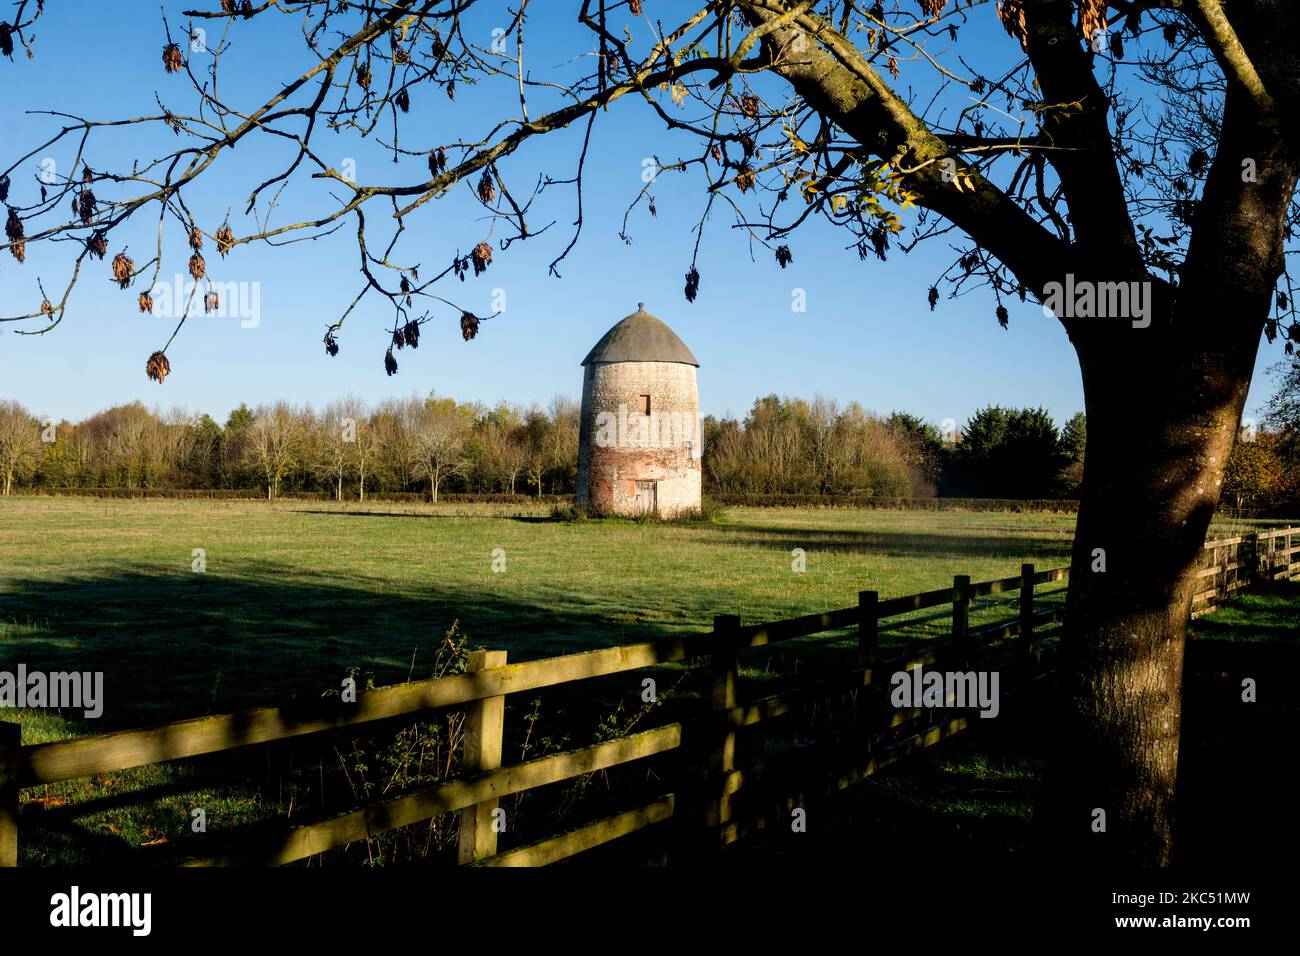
576, 304, 701, 516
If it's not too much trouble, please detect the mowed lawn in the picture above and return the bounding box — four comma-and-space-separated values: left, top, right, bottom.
0, 497, 1292, 865
0, 496, 1277, 734
0, 497, 1084, 731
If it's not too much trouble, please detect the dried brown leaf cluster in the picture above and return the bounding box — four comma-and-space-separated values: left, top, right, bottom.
460, 311, 480, 341
163, 43, 183, 74
996, 1, 1027, 47
6, 207, 25, 263
112, 251, 135, 289
428, 147, 448, 177
1078, 0, 1107, 42
76, 188, 96, 224
146, 351, 171, 383
216, 223, 235, 257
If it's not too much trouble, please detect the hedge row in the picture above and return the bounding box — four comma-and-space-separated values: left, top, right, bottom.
16, 487, 575, 505
17, 487, 1086, 511
709, 493, 1081, 513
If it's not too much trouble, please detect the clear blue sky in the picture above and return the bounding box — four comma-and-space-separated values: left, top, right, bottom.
0, 2, 1287, 428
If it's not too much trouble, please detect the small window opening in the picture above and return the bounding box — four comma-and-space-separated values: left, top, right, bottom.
639, 394, 651, 416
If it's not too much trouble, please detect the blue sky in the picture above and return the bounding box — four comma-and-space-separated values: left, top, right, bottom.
0, 2, 1288, 428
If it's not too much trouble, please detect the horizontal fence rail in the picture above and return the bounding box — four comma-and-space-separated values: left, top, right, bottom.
1192, 526, 1298, 618
1, 525, 1294, 867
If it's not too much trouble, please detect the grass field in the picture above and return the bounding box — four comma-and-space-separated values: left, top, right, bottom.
0, 496, 1292, 864
0, 497, 1285, 730
0, 497, 1090, 729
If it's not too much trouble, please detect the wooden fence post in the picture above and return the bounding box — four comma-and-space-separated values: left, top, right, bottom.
952, 575, 970, 665
457, 649, 508, 865
1289, 528, 1296, 580
0, 720, 19, 867
858, 590, 879, 669
708, 615, 740, 841
1018, 564, 1035, 663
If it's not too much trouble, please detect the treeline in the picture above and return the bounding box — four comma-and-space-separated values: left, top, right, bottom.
3, 385, 1292, 508
1, 391, 1097, 503
0, 395, 579, 501
704, 398, 1087, 499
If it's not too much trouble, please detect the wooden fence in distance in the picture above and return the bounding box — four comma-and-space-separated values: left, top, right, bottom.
1193, 526, 1298, 617
1, 526, 1295, 867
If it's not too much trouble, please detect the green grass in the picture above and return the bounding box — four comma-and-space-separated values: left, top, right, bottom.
1188, 585, 1300, 644
0, 497, 1089, 730
0, 496, 1293, 865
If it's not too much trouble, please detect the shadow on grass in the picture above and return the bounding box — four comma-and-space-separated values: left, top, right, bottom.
0, 565, 702, 728
286, 509, 533, 521
703, 524, 1072, 562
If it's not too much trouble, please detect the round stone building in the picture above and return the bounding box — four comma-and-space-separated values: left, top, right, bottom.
576, 305, 702, 516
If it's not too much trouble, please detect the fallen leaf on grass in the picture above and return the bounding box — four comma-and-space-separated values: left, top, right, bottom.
26, 797, 67, 809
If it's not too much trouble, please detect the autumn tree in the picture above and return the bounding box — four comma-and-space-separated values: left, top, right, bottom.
316, 399, 358, 502
0, 400, 41, 495
407, 395, 470, 503
1220, 429, 1282, 510
247, 402, 302, 501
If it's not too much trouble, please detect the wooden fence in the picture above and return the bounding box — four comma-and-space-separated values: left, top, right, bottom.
1192, 526, 1299, 617
1, 526, 1294, 867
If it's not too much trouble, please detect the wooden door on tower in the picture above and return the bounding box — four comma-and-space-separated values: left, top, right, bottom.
635, 481, 658, 513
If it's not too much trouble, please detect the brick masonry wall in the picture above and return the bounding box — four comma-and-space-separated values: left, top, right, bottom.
576, 360, 701, 516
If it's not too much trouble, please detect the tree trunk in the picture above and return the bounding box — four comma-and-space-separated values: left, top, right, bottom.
1041, 280, 1264, 865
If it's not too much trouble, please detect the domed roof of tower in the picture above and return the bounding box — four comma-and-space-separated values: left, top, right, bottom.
581, 304, 699, 367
